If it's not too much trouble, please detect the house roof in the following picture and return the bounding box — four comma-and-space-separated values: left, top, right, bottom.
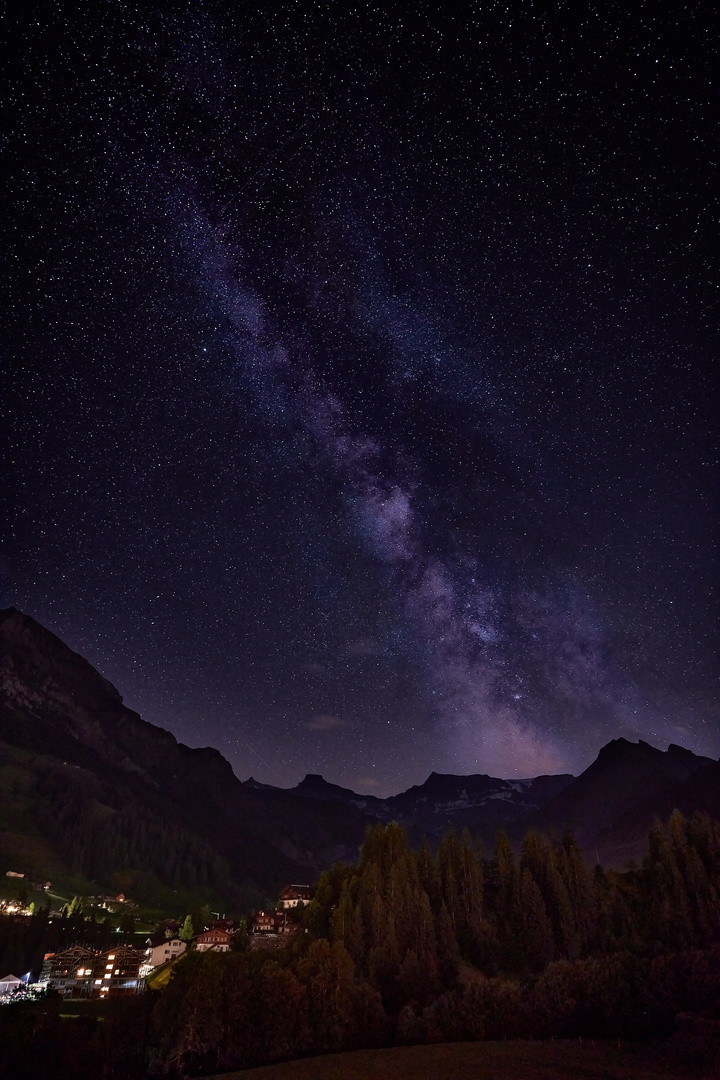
146, 933, 184, 947
195, 928, 232, 941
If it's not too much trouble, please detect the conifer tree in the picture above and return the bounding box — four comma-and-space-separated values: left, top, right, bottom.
486, 829, 518, 967
521, 830, 576, 959
438, 827, 461, 934
297, 939, 357, 1053
514, 867, 554, 971
558, 828, 595, 955
417, 836, 441, 915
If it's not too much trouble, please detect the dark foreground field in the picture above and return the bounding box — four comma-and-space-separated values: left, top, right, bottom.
202, 1037, 720, 1080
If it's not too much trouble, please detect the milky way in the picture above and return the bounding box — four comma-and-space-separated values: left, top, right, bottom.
5, 4, 716, 793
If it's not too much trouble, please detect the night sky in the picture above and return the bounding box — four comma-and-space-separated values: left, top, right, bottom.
5, 2, 716, 795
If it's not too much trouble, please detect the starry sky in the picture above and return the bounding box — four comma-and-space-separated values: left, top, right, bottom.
4, 2, 716, 795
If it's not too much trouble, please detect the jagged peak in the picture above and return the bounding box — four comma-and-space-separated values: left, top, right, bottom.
1, 606, 62, 636
667, 742, 697, 757
298, 773, 328, 787
243, 776, 277, 790
595, 738, 710, 767
597, 737, 650, 760
424, 770, 492, 783
0, 606, 124, 707
297, 773, 370, 795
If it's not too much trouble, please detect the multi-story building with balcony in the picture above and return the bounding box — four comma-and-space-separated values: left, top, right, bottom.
39, 945, 145, 998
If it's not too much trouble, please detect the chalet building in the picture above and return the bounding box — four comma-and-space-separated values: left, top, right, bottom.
39, 946, 145, 998
278, 884, 312, 908
140, 935, 187, 977
251, 910, 281, 934
250, 909, 297, 935
195, 928, 233, 953
248, 886, 313, 936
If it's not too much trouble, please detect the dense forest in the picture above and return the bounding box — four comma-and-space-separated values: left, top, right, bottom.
3, 755, 271, 912
1, 811, 719, 1079
34, 767, 239, 899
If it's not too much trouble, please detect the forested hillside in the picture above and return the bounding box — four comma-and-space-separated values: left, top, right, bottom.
129, 813, 720, 1074
2, 811, 719, 1078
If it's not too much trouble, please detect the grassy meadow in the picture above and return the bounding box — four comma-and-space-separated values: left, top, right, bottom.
202, 1037, 720, 1080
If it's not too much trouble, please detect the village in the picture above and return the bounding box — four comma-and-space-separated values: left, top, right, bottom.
0, 884, 314, 1001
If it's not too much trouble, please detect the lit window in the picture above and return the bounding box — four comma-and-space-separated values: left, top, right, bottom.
114, 969, 119, 974
106, 963, 113, 969
108, 955, 115, 960
77, 969, 84, 976
95, 979, 102, 985
104, 974, 111, 979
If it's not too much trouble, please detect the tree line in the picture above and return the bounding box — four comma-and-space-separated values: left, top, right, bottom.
1, 810, 718, 1079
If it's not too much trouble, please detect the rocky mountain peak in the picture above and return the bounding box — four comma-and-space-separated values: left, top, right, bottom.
0, 607, 124, 715
299, 773, 327, 788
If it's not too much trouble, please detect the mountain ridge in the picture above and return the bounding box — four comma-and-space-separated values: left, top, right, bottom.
1, 607, 716, 909
514, 735, 716, 864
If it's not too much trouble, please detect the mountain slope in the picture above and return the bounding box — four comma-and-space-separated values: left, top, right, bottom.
520, 737, 716, 866
1, 608, 715, 899
0, 608, 368, 904
591, 757, 720, 865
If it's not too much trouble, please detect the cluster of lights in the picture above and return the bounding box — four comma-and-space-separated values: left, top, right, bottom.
100, 957, 117, 994
75, 955, 119, 990
0, 900, 33, 916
